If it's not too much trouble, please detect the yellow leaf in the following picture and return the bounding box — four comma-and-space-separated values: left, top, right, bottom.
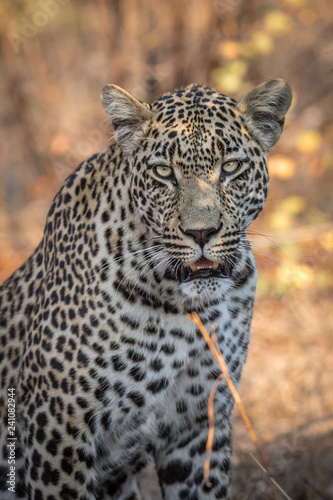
264, 11, 293, 35
296, 130, 322, 154
305, 208, 329, 225
212, 60, 248, 94
315, 271, 333, 289
320, 231, 333, 252
277, 263, 314, 290
269, 155, 296, 179
217, 74, 241, 94
251, 32, 274, 55
256, 274, 271, 296
267, 196, 305, 230
219, 41, 242, 60
281, 195, 306, 215
322, 151, 333, 170
268, 211, 293, 230
229, 60, 248, 77
284, 0, 306, 7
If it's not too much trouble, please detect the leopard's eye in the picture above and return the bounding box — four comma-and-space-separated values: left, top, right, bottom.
153, 165, 174, 180
221, 160, 240, 175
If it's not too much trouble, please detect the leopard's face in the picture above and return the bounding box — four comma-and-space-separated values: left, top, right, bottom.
102, 82, 292, 300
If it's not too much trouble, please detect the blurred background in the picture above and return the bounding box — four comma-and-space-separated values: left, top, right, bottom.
0, 0, 333, 498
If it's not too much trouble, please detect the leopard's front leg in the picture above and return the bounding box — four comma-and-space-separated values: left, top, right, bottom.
21, 408, 100, 500
155, 419, 232, 500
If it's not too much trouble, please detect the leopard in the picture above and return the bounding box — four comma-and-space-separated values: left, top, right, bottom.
0, 79, 292, 500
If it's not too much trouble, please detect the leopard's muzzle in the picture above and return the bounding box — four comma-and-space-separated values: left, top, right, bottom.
177, 257, 235, 284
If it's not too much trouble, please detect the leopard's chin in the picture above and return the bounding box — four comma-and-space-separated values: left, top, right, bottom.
179, 275, 234, 301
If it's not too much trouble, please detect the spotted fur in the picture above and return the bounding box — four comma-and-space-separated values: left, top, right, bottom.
0, 80, 292, 499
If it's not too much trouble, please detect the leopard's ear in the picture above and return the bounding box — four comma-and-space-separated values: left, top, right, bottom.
236, 79, 292, 151
101, 84, 153, 153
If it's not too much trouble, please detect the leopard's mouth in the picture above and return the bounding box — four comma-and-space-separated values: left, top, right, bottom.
177, 257, 234, 283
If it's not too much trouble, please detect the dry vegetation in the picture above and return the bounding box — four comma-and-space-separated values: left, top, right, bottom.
0, 0, 333, 498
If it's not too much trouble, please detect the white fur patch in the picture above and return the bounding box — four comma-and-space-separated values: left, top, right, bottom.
179, 276, 234, 302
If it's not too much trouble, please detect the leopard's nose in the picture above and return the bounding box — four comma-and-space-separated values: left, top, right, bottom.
180, 225, 222, 248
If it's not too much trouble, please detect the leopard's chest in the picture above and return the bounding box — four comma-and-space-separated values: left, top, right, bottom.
94, 298, 251, 479
95, 291, 250, 433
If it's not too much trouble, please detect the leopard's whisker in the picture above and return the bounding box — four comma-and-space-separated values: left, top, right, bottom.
126, 251, 175, 300
114, 245, 171, 293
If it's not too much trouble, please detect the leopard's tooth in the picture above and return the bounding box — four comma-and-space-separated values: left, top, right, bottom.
212, 262, 219, 270
189, 263, 197, 271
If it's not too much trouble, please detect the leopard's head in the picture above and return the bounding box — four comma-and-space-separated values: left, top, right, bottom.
101, 81, 292, 301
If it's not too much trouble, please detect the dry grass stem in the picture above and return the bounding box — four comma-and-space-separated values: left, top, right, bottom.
204, 372, 225, 486
186, 312, 289, 500
249, 454, 293, 500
